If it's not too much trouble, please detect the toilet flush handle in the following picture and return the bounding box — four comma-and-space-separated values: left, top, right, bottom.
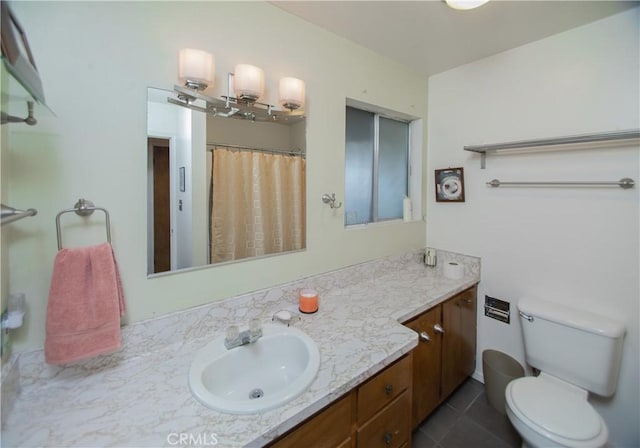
519, 311, 534, 322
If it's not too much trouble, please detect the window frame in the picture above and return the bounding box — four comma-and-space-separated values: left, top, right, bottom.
344, 99, 421, 228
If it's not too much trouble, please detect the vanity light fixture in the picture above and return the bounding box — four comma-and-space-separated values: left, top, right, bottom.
234, 64, 265, 103
444, 0, 490, 10
279, 77, 305, 111
171, 49, 305, 123
178, 48, 215, 91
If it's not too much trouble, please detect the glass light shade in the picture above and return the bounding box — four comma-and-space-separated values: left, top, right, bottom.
279, 77, 305, 110
445, 0, 490, 10
234, 64, 264, 102
178, 49, 214, 90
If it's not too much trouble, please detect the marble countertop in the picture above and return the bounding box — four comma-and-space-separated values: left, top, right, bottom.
2, 250, 480, 448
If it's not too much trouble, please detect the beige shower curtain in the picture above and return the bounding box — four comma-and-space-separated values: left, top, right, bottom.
210, 147, 306, 263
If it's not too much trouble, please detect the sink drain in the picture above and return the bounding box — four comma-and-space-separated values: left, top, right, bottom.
249, 388, 264, 399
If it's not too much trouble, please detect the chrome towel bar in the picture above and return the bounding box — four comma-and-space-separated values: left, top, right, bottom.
1, 204, 37, 226
486, 178, 635, 189
55, 199, 111, 250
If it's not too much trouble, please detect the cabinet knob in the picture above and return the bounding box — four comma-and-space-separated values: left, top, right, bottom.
384, 384, 394, 395
419, 331, 431, 342
433, 323, 445, 334
383, 432, 393, 445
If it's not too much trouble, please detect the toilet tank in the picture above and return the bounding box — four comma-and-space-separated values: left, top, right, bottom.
518, 297, 625, 397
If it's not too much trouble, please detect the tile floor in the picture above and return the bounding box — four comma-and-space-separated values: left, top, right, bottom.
413, 378, 522, 448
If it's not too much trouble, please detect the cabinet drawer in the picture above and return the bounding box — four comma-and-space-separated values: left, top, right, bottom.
357, 355, 411, 425
270, 392, 354, 448
356, 391, 411, 448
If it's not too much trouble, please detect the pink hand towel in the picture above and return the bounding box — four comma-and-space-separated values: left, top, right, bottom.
45, 242, 126, 365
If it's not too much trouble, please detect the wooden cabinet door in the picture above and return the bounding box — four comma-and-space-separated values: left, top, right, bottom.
441, 287, 477, 398
405, 305, 442, 429
269, 392, 354, 448
459, 286, 477, 380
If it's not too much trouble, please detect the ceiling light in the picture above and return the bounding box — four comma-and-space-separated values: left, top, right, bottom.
445, 0, 490, 11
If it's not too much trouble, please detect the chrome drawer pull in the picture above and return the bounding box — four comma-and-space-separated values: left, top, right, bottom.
433, 324, 445, 334
384, 384, 393, 395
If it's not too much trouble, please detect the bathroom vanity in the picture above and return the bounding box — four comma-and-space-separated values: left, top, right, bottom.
271, 354, 412, 448
2, 249, 480, 447
269, 285, 477, 447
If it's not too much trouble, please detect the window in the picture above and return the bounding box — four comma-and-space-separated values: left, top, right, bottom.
345, 105, 411, 226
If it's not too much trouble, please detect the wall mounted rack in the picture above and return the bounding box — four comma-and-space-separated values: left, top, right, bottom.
1, 2, 53, 126
486, 178, 635, 189
464, 129, 640, 169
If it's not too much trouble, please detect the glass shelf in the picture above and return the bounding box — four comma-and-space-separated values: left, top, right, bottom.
1, 61, 54, 124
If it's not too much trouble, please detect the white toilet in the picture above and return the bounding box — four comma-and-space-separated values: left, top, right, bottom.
505, 297, 625, 448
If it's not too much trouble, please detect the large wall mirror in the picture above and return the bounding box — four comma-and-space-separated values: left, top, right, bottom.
146, 87, 306, 276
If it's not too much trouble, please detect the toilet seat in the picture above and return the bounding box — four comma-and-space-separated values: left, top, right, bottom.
506, 375, 608, 447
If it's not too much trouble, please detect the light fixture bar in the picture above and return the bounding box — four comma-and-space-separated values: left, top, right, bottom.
174, 49, 305, 123
170, 85, 304, 123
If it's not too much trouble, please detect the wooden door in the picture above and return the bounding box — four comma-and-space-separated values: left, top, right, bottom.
152, 144, 171, 273
405, 305, 442, 428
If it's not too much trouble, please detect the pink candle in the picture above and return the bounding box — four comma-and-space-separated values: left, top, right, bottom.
299, 289, 319, 314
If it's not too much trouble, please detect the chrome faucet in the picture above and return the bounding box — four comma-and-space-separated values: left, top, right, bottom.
224, 319, 262, 350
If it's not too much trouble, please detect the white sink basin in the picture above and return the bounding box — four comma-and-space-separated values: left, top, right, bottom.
189, 323, 320, 414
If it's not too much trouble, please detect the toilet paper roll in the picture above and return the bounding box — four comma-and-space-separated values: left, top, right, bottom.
443, 261, 465, 280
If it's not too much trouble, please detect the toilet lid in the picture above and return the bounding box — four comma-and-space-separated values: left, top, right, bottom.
509, 377, 603, 441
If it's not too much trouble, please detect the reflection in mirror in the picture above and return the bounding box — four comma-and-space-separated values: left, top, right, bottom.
147, 87, 306, 276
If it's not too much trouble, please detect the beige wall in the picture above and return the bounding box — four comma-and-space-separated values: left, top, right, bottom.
3, 1, 427, 352
427, 9, 639, 446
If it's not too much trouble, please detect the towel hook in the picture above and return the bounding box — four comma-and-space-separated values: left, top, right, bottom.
322, 193, 342, 209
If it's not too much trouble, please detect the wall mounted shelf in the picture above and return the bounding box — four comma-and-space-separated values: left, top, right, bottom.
1, 2, 54, 126
464, 129, 640, 169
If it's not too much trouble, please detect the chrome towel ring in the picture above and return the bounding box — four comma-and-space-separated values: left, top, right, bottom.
55, 199, 111, 250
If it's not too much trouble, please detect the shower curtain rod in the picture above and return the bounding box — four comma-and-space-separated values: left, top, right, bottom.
207, 143, 305, 158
